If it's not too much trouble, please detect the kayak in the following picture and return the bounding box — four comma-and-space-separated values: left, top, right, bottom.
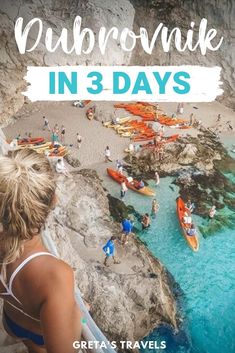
141, 134, 179, 149
107, 168, 155, 196
17, 142, 52, 150
17, 137, 45, 146
48, 146, 67, 157
176, 197, 199, 252
38, 145, 67, 157
117, 123, 147, 132
119, 132, 133, 138
117, 126, 149, 135
132, 134, 156, 142
103, 117, 131, 127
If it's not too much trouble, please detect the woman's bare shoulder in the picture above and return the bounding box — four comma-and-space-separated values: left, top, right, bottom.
24, 254, 73, 282
18, 255, 75, 303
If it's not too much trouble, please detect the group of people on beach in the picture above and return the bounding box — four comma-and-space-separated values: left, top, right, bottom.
43, 116, 82, 149
42, 116, 66, 145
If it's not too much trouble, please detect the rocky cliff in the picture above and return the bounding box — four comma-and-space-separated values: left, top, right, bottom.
0, 170, 179, 353
49, 170, 179, 350
0, 0, 234, 124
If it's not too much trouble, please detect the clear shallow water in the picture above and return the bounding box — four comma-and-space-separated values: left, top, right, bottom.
103, 176, 235, 353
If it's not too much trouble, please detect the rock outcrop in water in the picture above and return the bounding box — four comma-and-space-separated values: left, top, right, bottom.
0, 170, 179, 353
124, 128, 235, 235
0, 0, 235, 124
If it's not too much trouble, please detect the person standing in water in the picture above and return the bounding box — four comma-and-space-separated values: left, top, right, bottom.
0, 149, 81, 353
155, 171, 160, 186
141, 213, 151, 230
151, 199, 160, 215
120, 179, 128, 198
209, 205, 216, 220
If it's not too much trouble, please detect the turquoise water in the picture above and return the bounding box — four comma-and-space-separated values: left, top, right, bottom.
103, 176, 235, 353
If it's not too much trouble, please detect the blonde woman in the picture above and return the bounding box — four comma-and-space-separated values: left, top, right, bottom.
0, 149, 81, 353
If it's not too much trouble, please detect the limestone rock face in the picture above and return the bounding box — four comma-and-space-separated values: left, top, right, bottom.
130, 0, 235, 108
177, 144, 198, 165
0, 0, 235, 124
0, 0, 135, 124
48, 171, 178, 349
0, 170, 178, 352
131, 133, 224, 176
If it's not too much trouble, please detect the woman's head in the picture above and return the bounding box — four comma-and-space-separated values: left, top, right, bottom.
0, 149, 56, 263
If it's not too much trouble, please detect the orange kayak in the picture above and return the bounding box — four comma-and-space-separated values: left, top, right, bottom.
114, 103, 187, 126
107, 168, 155, 196
48, 146, 67, 157
132, 134, 156, 142
164, 134, 179, 143
176, 197, 199, 252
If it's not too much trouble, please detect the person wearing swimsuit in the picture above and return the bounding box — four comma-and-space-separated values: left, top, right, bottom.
0, 149, 81, 353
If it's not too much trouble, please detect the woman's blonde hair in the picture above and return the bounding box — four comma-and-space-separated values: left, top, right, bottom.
0, 149, 56, 265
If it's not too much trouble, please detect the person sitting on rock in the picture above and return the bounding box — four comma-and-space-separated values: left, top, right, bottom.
103, 236, 119, 266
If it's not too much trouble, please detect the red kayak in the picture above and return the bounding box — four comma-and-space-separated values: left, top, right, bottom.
18, 137, 45, 146
107, 168, 155, 196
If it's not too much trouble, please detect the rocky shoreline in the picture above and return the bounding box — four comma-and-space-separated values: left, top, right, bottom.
48, 170, 180, 352
123, 127, 235, 236
0, 168, 180, 353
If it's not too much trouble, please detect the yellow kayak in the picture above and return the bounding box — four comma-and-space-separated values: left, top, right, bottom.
103, 117, 131, 127
17, 142, 51, 150
119, 132, 133, 137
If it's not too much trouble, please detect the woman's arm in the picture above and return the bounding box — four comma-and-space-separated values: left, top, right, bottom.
40, 262, 82, 353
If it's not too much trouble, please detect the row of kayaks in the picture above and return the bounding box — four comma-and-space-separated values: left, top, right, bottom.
103, 116, 180, 143
10, 137, 67, 157
114, 102, 190, 127
107, 168, 199, 252
104, 117, 157, 141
